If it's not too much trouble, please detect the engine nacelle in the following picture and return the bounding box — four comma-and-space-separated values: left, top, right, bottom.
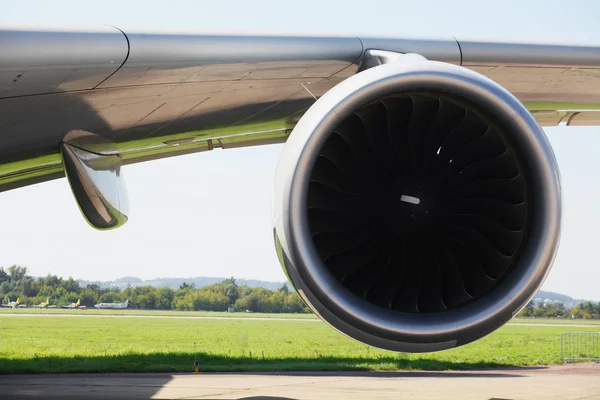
274, 54, 561, 352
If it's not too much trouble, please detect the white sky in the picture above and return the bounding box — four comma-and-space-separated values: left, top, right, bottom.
1, 0, 599, 301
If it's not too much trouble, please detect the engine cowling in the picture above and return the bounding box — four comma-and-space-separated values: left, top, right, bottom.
273, 54, 561, 353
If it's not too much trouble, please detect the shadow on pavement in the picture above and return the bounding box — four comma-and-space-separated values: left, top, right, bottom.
0, 352, 519, 375
0, 354, 550, 398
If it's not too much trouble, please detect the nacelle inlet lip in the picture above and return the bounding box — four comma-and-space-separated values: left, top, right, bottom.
274, 58, 561, 352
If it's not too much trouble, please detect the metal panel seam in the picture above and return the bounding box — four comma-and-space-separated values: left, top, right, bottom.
453, 36, 463, 65
356, 37, 365, 63
92, 26, 131, 89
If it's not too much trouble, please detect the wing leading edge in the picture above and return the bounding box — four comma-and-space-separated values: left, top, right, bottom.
1, 26, 600, 193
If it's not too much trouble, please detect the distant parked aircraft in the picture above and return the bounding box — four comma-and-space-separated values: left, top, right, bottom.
34, 298, 50, 308
94, 299, 129, 310
1, 298, 23, 308
61, 299, 81, 309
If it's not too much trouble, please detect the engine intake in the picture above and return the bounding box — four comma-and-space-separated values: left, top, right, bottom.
274, 54, 561, 352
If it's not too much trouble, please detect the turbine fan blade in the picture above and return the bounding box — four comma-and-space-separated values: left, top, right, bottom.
308, 94, 529, 313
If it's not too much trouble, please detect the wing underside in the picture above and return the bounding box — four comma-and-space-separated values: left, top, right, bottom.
1, 26, 599, 193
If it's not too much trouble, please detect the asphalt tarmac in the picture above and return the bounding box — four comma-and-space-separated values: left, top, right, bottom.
1, 365, 599, 399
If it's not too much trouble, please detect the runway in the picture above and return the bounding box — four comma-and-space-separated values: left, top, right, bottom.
0, 313, 318, 322
1, 365, 599, 399
1, 313, 599, 328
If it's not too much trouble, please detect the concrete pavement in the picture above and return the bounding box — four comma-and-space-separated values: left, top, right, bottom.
1, 365, 599, 399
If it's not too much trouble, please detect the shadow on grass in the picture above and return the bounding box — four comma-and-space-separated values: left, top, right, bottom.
0, 352, 522, 375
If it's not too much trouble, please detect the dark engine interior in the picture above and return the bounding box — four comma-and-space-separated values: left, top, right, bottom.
307, 94, 532, 313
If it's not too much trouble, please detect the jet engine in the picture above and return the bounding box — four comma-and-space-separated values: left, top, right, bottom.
273, 53, 561, 352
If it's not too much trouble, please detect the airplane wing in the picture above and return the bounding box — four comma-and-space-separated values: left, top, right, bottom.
1, 26, 599, 195
2, 25, 599, 352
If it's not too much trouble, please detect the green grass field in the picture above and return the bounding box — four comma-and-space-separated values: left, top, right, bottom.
0, 313, 598, 374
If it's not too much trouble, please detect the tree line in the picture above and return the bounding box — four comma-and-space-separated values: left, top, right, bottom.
3, 265, 599, 318
517, 300, 600, 319
0, 266, 311, 313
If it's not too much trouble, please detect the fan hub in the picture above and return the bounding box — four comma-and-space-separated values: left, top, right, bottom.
381, 177, 443, 237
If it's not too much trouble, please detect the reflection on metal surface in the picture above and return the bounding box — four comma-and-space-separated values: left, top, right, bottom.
357, 49, 406, 73
1, 27, 600, 194
0, 26, 128, 97
61, 130, 128, 230
457, 39, 600, 65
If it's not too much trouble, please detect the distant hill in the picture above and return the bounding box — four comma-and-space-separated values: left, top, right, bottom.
78, 276, 287, 291
534, 290, 584, 308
